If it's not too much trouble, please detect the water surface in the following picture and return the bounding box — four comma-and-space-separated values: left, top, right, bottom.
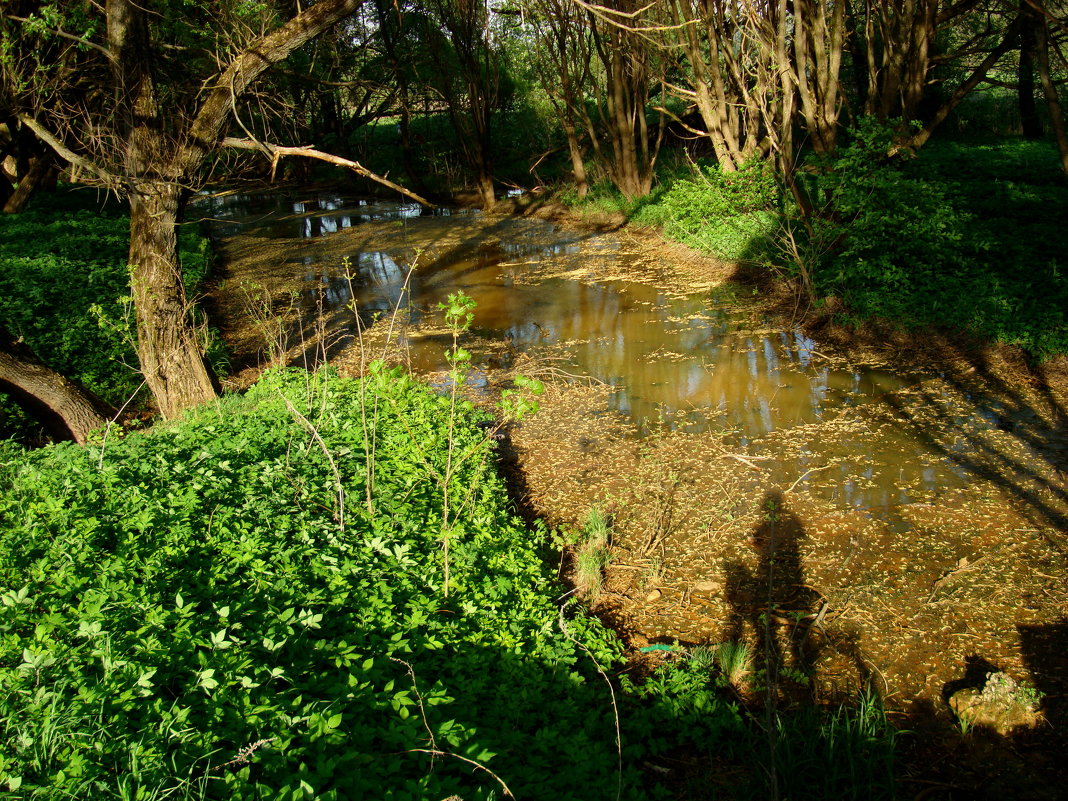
203, 190, 1024, 509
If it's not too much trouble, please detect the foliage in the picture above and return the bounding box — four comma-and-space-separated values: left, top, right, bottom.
0, 188, 220, 440
0, 367, 639, 800
620, 649, 743, 758
650, 158, 778, 260
0, 189, 137, 404
800, 121, 1068, 358
560, 159, 780, 261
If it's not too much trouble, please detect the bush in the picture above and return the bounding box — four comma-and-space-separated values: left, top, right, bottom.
659, 159, 780, 261
0, 367, 644, 800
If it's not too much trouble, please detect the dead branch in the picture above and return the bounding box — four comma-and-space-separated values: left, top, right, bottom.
17, 114, 119, 188
220, 137, 434, 207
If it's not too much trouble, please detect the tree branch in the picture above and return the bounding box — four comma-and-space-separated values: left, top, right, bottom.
4, 13, 114, 61
16, 114, 119, 188
182, 0, 365, 173
219, 138, 435, 207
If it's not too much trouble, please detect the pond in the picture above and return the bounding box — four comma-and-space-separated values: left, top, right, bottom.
200, 189, 1002, 511
200, 187, 1068, 731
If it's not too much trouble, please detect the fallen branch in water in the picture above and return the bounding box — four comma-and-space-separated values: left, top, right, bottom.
721, 453, 771, 471
785, 464, 836, 494
220, 137, 434, 208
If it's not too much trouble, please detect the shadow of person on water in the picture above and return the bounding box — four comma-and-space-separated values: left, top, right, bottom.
725, 488, 822, 700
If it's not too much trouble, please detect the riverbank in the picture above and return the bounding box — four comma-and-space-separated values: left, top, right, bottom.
498, 204, 1068, 799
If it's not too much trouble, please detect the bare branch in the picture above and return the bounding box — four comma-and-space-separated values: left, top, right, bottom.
219, 137, 434, 207
16, 114, 119, 188
4, 13, 114, 61
568, 0, 697, 38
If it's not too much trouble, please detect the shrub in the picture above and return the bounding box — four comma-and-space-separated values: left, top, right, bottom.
0, 367, 635, 800
659, 159, 780, 260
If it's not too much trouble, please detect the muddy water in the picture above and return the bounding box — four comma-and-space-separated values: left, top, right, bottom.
201, 189, 1007, 510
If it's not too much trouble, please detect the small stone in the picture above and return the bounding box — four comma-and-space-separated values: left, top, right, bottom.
645, 589, 663, 603
692, 580, 721, 594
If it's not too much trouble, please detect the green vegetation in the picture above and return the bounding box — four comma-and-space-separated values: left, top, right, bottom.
561, 131, 1068, 359
0, 190, 137, 407
0, 360, 904, 799
0, 188, 218, 440
756, 691, 899, 801
804, 128, 1068, 358
574, 506, 612, 602
0, 367, 629, 799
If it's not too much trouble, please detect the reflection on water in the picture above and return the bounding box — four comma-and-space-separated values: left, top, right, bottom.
205, 190, 999, 509
199, 189, 463, 240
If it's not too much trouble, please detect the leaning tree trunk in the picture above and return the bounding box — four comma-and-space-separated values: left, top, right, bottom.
0, 327, 116, 444
128, 182, 216, 418
3, 151, 55, 214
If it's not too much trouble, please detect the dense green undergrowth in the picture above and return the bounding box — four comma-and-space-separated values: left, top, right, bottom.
0, 188, 215, 439
0, 367, 743, 800
0, 363, 902, 799
807, 129, 1068, 358
563, 133, 1068, 358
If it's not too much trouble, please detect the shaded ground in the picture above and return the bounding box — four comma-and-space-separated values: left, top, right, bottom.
205, 199, 1068, 800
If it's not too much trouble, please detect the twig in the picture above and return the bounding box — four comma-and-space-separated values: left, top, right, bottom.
212, 738, 276, 773
721, 453, 771, 471
785, 464, 836, 494
390, 657, 436, 756
404, 750, 514, 798
220, 137, 434, 207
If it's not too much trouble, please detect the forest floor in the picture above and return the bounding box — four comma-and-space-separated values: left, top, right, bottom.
208, 199, 1068, 800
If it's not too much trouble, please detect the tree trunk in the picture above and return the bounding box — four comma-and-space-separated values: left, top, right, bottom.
128, 182, 216, 418
905, 15, 1021, 150
562, 119, 589, 198
108, 0, 365, 418
1032, 4, 1068, 175
1019, 2, 1043, 139
0, 327, 116, 444
3, 151, 55, 214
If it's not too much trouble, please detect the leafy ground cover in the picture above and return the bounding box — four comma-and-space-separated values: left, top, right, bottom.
0, 187, 215, 440
0, 366, 750, 800
807, 132, 1068, 358
560, 134, 1068, 359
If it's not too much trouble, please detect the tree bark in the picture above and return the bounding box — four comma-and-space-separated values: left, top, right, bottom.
1032, 2, 1068, 175
3, 150, 56, 214
127, 182, 217, 418
0, 327, 116, 444
106, 0, 364, 418
1019, 1, 1043, 139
